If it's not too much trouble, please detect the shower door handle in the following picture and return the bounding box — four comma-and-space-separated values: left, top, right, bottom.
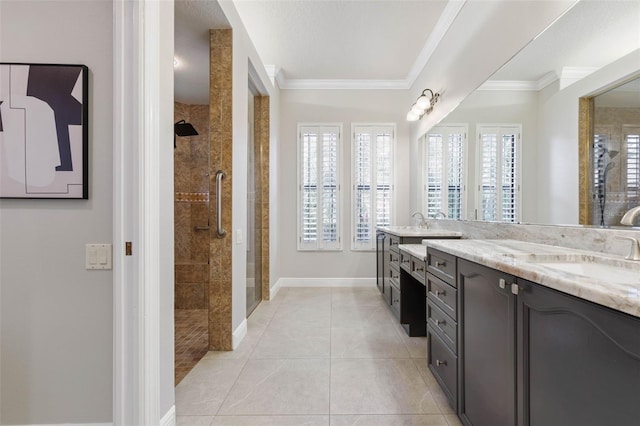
216, 170, 227, 238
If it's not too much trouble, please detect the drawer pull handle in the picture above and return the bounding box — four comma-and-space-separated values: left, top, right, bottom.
435, 319, 446, 326
415, 267, 424, 272
435, 261, 446, 268
499, 278, 506, 289
435, 290, 446, 297
436, 360, 447, 367
402, 260, 410, 264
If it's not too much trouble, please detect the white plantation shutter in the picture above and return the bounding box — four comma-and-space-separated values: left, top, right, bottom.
423, 126, 466, 220
298, 124, 341, 250
477, 125, 521, 222
625, 127, 640, 195
352, 125, 394, 250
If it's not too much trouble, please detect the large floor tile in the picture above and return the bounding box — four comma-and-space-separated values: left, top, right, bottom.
176, 415, 214, 426
269, 306, 331, 329
331, 306, 396, 329
202, 326, 263, 361
282, 287, 332, 303
430, 386, 455, 415
412, 359, 440, 390
330, 359, 439, 414
218, 359, 330, 415
176, 359, 247, 415
444, 414, 463, 426
331, 326, 411, 358
330, 414, 449, 425
331, 287, 385, 307
251, 326, 330, 359
211, 415, 329, 425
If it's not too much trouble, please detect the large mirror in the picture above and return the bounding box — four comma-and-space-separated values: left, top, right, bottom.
425, 0, 640, 226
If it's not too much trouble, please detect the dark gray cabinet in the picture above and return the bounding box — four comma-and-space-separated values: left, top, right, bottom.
458, 259, 516, 426
438, 257, 640, 426
517, 279, 640, 426
427, 248, 459, 411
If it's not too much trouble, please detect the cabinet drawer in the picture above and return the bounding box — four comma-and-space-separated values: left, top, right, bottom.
427, 273, 457, 319
389, 283, 401, 319
428, 330, 458, 408
389, 235, 400, 253
411, 256, 426, 282
427, 300, 457, 353
400, 251, 411, 272
389, 262, 400, 282
427, 248, 456, 285
388, 249, 400, 266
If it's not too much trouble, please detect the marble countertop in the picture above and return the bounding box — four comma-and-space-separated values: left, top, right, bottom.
377, 226, 463, 238
398, 244, 428, 260
423, 239, 640, 318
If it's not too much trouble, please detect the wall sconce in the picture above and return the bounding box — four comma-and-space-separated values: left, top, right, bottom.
406, 88, 440, 122
174, 119, 199, 148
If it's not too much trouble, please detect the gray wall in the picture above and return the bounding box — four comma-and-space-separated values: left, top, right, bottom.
0, 1, 113, 423
278, 89, 410, 281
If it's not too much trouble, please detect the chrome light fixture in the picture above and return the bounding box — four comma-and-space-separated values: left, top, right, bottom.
406, 88, 440, 122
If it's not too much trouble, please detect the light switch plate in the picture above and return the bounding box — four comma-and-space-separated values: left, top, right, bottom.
86, 244, 112, 270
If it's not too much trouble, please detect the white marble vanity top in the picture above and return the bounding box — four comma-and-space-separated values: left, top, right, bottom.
398, 244, 428, 260
377, 226, 463, 238
423, 239, 640, 318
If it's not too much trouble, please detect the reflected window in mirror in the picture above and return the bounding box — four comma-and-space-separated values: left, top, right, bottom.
421, 125, 467, 219
477, 125, 521, 223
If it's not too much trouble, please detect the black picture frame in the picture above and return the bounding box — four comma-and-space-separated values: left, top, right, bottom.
0, 62, 89, 199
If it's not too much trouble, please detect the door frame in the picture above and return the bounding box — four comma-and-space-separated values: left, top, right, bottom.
113, 1, 174, 424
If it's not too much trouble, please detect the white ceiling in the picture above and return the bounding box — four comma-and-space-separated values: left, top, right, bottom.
487, 0, 640, 86
233, 0, 448, 82
174, 0, 640, 105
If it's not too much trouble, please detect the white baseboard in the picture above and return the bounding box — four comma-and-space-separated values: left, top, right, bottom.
7, 423, 113, 426
277, 277, 376, 287
270, 279, 283, 299
160, 405, 176, 426
232, 319, 247, 349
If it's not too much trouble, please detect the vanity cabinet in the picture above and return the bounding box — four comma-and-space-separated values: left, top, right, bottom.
375, 231, 426, 312
440, 258, 640, 426
399, 250, 427, 336
516, 278, 640, 426
458, 259, 516, 426
427, 248, 460, 411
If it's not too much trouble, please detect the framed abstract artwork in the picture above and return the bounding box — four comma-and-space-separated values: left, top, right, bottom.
0, 63, 88, 199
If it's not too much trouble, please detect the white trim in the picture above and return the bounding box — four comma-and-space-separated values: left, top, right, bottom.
478, 71, 559, 92
559, 66, 598, 90
278, 278, 376, 287
270, 279, 283, 299
279, 78, 408, 90
160, 406, 176, 426
405, 0, 467, 88
4, 424, 113, 426
113, 1, 169, 424
233, 319, 248, 349
113, 1, 141, 423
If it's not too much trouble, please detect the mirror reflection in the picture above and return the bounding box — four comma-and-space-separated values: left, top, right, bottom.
420, 0, 640, 226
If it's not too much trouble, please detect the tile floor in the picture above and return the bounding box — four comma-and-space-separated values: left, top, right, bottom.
176, 287, 463, 426
175, 309, 209, 385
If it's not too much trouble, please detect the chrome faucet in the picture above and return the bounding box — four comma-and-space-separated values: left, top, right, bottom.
411, 212, 428, 228
620, 206, 640, 226
434, 211, 447, 219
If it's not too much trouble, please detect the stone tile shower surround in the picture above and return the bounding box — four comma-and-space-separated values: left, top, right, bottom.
174, 102, 210, 309
427, 219, 640, 257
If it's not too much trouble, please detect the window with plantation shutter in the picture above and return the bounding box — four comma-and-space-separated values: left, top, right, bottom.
625, 127, 640, 195
477, 125, 521, 222
298, 124, 342, 250
352, 124, 395, 250
422, 125, 467, 220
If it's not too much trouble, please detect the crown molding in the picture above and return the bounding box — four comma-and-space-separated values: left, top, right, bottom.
559, 66, 598, 90
277, 77, 409, 90
478, 71, 560, 91
268, 0, 466, 91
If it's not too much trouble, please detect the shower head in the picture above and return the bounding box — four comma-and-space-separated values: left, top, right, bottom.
174, 120, 199, 148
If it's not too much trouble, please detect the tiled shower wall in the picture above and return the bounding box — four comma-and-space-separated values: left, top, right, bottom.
174, 102, 210, 309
